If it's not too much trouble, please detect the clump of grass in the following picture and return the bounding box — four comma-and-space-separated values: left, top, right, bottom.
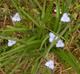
0, 0, 80, 74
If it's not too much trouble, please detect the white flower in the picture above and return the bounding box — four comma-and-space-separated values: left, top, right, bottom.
8, 40, 16, 47
49, 32, 55, 43
56, 39, 64, 48
45, 60, 54, 70
11, 13, 21, 22
61, 13, 70, 22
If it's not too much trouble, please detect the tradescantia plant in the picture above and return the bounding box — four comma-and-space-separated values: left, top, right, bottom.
0, 0, 80, 74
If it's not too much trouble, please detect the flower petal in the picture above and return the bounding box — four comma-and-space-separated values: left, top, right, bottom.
49, 32, 55, 38
49, 38, 54, 43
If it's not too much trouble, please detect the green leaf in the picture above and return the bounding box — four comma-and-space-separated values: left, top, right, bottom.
31, 57, 41, 74
53, 49, 80, 74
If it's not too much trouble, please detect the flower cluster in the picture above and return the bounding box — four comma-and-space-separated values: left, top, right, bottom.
9, 11, 71, 72
49, 32, 64, 48
45, 12, 71, 71
7, 12, 21, 47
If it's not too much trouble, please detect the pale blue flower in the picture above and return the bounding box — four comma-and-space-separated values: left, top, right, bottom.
49, 32, 55, 43
11, 13, 21, 22
56, 39, 64, 48
45, 60, 54, 70
61, 13, 70, 22
8, 40, 16, 47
